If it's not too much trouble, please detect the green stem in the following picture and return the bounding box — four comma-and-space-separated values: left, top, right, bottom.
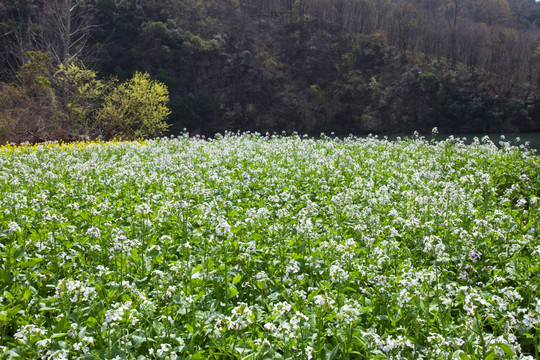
475, 313, 487, 360
435, 265, 447, 338
346, 322, 353, 360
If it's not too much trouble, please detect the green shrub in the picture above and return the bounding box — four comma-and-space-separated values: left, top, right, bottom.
0, 52, 59, 142
96, 72, 171, 139
54, 60, 107, 135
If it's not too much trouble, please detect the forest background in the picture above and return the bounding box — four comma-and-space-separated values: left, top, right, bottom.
1, 0, 540, 141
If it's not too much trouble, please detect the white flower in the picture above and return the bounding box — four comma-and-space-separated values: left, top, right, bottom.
468, 249, 482, 262
313, 294, 335, 308
157, 343, 171, 357
7, 221, 21, 233
85, 227, 101, 238
516, 198, 527, 207
329, 263, 349, 282
216, 218, 231, 236
36, 339, 52, 348
255, 271, 269, 281
49, 349, 69, 360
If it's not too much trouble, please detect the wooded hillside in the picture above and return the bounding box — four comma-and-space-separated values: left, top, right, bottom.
1, 0, 540, 140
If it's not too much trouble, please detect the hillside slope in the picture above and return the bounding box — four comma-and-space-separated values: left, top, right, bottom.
1, 0, 540, 138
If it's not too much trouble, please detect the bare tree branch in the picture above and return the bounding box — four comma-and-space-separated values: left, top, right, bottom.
39, 0, 97, 65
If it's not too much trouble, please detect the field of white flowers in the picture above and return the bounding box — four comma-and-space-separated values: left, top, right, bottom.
1, 133, 539, 360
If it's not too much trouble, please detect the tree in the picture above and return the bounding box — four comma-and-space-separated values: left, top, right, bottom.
466, 0, 510, 25
0, 0, 98, 81
331, 0, 348, 29
0, 0, 42, 80
525, 41, 540, 87
443, 0, 462, 68
39, 0, 97, 65
96, 72, 171, 139
349, 0, 375, 34
0, 51, 59, 141
460, 19, 488, 71
389, 2, 421, 60
54, 59, 107, 134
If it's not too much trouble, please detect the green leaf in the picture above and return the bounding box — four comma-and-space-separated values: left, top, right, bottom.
11, 246, 25, 259
192, 265, 204, 276
22, 288, 32, 300
307, 288, 321, 302
496, 343, 515, 357
172, 294, 183, 304
148, 249, 159, 258
130, 335, 146, 348
19, 257, 44, 269
8, 305, 22, 317
39, 307, 59, 312
78, 326, 87, 339
328, 344, 341, 360
189, 350, 207, 360
232, 274, 242, 284
228, 286, 238, 298
0, 270, 10, 285
85, 316, 97, 328
235, 345, 251, 354
6, 349, 21, 358
453, 351, 473, 360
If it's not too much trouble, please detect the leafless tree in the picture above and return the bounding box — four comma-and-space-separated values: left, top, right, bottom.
0, 2, 42, 79
331, 0, 348, 29
389, 2, 421, 60
39, 0, 97, 65
460, 20, 488, 71
348, 0, 374, 34
443, 0, 462, 68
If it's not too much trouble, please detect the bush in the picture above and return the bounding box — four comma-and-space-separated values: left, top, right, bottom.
96, 72, 171, 139
54, 60, 107, 135
0, 53, 172, 143
0, 52, 60, 142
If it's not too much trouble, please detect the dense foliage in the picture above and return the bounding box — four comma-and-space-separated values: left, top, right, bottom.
1, 0, 540, 140
0, 55, 170, 142
1, 134, 539, 359
95, 72, 171, 140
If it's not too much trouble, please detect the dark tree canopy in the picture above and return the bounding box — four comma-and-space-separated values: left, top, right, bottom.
1, 0, 540, 141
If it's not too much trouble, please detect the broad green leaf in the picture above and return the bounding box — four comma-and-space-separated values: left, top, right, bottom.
228, 286, 238, 298
130, 335, 146, 348
453, 351, 472, 360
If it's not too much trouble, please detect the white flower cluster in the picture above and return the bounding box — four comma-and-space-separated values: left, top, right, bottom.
55, 278, 96, 303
